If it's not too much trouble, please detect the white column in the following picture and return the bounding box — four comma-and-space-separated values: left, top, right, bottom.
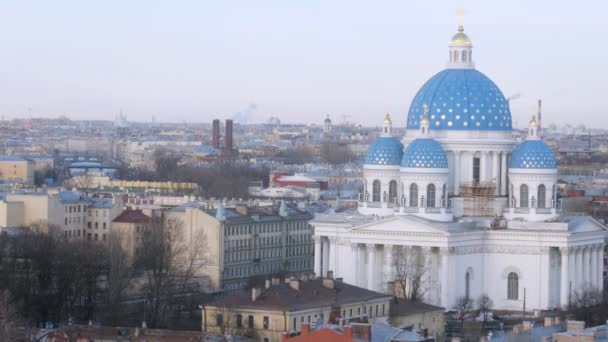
367, 244, 376, 291
560, 247, 569, 308
328, 237, 336, 274
384, 244, 393, 292
500, 152, 507, 196
321, 237, 329, 278
591, 245, 597, 289
492, 152, 499, 195
596, 244, 605, 290
440, 247, 449, 309
575, 247, 582, 288
480, 151, 487, 182
583, 247, 590, 286
539, 247, 550, 309
357, 243, 366, 287
314, 237, 322, 277
454, 151, 461, 196
568, 249, 576, 296
349, 243, 359, 285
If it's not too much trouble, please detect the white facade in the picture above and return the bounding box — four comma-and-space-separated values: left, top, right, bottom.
313, 26, 608, 312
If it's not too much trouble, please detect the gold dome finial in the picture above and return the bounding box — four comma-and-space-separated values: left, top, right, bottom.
384, 113, 392, 125
529, 115, 537, 127
420, 104, 430, 125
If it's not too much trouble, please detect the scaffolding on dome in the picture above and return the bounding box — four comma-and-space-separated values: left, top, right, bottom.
460, 181, 496, 216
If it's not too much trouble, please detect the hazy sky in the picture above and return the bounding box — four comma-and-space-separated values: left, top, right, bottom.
0, 1, 607, 128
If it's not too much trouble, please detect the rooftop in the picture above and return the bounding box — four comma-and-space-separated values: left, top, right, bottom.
113, 209, 152, 224
208, 278, 390, 313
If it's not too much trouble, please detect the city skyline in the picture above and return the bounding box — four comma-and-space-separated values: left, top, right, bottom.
0, 1, 606, 127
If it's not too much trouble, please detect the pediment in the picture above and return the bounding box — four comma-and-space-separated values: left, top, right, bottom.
351, 215, 448, 234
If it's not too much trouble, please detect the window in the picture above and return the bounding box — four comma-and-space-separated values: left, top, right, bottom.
465, 272, 470, 299
263, 316, 269, 329
248, 315, 254, 329
520, 184, 529, 208
409, 183, 418, 207
389, 180, 398, 203
293, 317, 296, 330
65, 218, 68, 225
462, 50, 467, 62
382, 304, 385, 316
426, 184, 436, 208
87, 222, 91, 229
372, 180, 381, 202
473, 157, 480, 184
95, 222, 98, 229
454, 50, 459, 62
537, 184, 546, 208
375, 305, 378, 317
350, 309, 353, 317
216, 314, 223, 327
103, 222, 106, 229
508, 272, 519, 300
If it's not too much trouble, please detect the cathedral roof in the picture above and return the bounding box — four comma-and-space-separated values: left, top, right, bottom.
364, 136, 403, 166
401, 137, 448, 169
509, 139, 557, 169
407, 69, 512, 131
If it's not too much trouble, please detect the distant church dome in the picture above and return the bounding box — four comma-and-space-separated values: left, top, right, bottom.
406, 26, 512, 132
510, 139, 557, 169
364, 137, 403, 166
401, 137, 448, 169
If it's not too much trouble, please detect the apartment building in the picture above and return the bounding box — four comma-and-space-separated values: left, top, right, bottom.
0, 156, 34, 185
85, 194, 124, 242
169, 201, 314, 292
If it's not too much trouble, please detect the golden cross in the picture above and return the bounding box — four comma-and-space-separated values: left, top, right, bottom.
456, 8, 465, 26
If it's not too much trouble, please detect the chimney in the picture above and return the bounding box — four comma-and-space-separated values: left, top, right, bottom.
225, 119, 233, 150
212, 119, 220, 149
351, 323, 371, 342
271, 277, 280, 285
326, 271, 333, 279
252, 287, 262, 302
344, 325, 353, 340
322, 278, 335, 289
281, 332, 288, 342
420, 327, 428, 338
289, 278, 300, 291
265, 279, 271, 289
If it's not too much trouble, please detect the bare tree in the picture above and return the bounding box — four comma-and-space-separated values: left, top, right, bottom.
136, 217, 208, 328
104, 231, 133, 325
66, 173, 96, 189
213, 305, 236, 336
392, 246, 429, 301
0, 289, 21, 341
568, 284, 605, 326
454, 295, 473, 334
476, 293, 494, 330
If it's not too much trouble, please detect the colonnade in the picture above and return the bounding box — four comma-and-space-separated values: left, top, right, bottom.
452, 150, 508, 196
560, 244, 605, 307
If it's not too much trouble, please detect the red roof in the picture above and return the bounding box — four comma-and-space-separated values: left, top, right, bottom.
282, 324, 355, 342
112, 209, 152, 224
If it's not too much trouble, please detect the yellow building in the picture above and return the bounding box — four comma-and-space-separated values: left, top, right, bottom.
388, 299, 445, 341
202, 275, 391, 342
0, 156, 34, 185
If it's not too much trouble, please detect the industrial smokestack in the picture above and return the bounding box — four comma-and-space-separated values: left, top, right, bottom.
225, 119, 233, 151
212, 119, 220, 149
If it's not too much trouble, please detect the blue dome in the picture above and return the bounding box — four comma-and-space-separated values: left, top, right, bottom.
364, 137, 404, 166
510, 139, 557, 169
407, 69, 512, 131
401, 137, 448, 168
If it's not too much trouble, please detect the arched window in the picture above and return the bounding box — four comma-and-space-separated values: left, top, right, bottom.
372, 180, 381, 202
454, 50, 459, 62
389, 180, 398, 203
465, 272, 470, 299
507, 272, 519, 300
462, 50, 467, 62
426, 184, 436, 208
520, 185, 529, 208
409, 184, 418, 207
537, 184, 546, 209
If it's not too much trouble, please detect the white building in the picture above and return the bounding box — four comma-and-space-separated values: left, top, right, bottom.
312, 26, 607, 312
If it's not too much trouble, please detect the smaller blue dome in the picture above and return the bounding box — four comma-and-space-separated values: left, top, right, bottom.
510, 139, 557, 169
401, 138, 448, 168
364, 137, 404, 166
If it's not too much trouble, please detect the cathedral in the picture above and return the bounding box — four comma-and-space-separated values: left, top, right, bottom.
312, 26, 607, 312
